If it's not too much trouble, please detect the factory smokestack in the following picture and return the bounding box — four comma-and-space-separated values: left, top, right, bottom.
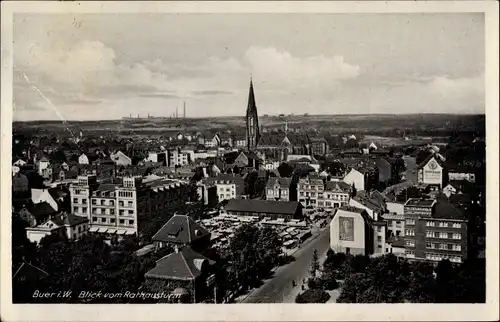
183, 101, 186, 118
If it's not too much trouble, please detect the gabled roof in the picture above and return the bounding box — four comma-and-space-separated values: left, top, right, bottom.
25, 202, 56, 218
145, 246, 214, 281
417, 154, 445, 169
152, 214, 210, 244
266, 177, 292, 188
324, 181, 351, 192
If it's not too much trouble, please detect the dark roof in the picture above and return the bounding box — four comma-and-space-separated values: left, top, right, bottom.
225, 199, 302, 215
27, 202, 56, 218
152, 214, 210, 244
51, 212, 88, 227
266, 177, 292, 188
324, 181, 351, 192
433, 200, 467, 221
47, 187, 67, 200
336, 205, 366, 214
145, 247, 214, 281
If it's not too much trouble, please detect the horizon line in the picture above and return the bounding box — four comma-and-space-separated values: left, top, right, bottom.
12, 112, 486, 123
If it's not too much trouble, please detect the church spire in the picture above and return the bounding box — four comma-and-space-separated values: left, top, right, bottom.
245, 77, 259, 151
247, 78, 257, 115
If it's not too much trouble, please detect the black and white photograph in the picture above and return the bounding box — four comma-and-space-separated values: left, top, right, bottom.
1, 1, 498, 321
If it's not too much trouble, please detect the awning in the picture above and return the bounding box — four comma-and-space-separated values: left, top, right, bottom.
89, 227, 99, 233
125, 231, 135, 235
96, 228, 105, 233
106, 229, 117, 234
116, 229, 126, 235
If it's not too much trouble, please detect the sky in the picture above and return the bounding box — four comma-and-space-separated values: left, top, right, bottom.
13, 13, 485, 121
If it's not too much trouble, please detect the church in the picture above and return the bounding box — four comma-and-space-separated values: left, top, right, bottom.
244, 79, 311, 160
245, 78, 260, 151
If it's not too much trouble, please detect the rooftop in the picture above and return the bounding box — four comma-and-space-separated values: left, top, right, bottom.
404, 198, 436, 207
152, 214, 210, 244
225, 199, 302, 215
145, 246, 214, 281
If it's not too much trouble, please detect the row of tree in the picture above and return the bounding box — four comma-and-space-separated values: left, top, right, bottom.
320, 251, 485, 303
217, 224, 283, 298
13, 233, 172, 303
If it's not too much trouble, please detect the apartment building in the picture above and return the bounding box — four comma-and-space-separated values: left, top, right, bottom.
205, 174, 244, 203
167, 148, 191, 167
297, 177, 324, 208
266, 177, 293, 201
403, 197, 468, 263
381, 212, 405, 238
70, 175, 186, 235
318, 181, 351, 211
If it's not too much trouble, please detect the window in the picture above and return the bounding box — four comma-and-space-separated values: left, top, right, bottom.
119, 210, 124, 215
426, 230, 433, 238
92, 199, 97, 205
440, 232, 448, 239
453, 223, 462, 229
129, 220, 134, 225
128, 201, 133, 207
128, 210, 134, 215
93, 217, 98, 222
377, 236, 382, 242
78, 226, 81, 233
110, 200, 114, 206
101, 200, 105, 205
73, 207, 78, 213
406, 218, 415, 225
111, 218, 115, 224
405, 250, 415, 258
452, 244, 462, 251
101, 218, 107, 224
82, 199, 87, 205
119, 219, 125, 224
425, 242, 432, 249
426, 221, 436, 227
453, 233, 462, 240
434, 232, 440, 238
405, 239, 415, 247
377, 226, 382, 232
405, 229, 415, 236
110, 209, 115, 215
119, 201, 124, 207
439, 243, 447, 250
73, 198, 78, 203
82, 207, 87, 213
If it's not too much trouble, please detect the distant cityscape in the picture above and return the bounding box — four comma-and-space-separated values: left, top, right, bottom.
11, 78, 486, 304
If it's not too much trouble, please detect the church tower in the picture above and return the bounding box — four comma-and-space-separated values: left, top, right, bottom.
245, 78, 260, 151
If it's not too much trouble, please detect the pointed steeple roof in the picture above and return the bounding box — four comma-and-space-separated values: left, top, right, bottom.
247, 78, 257, 115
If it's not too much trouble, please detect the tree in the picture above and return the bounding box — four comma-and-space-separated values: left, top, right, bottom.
309, 249, 320, 278
295, 289, 331, 303
277, 162, 294, 177
404, 261, 436, 303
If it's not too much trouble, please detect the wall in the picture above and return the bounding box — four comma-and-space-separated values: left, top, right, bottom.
421, 159, 443, 187
330, 211, 367, 255
26, 229, 51, 244
343, 169, 364, 191
386, 202, 404, 215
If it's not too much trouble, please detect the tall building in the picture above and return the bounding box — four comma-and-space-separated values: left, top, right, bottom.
69, 175, 187, 235
245, 78, 260, 151
403, 197, 468, 263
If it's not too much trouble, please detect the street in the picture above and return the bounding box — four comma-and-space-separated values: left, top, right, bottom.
241, 225, 331, 303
